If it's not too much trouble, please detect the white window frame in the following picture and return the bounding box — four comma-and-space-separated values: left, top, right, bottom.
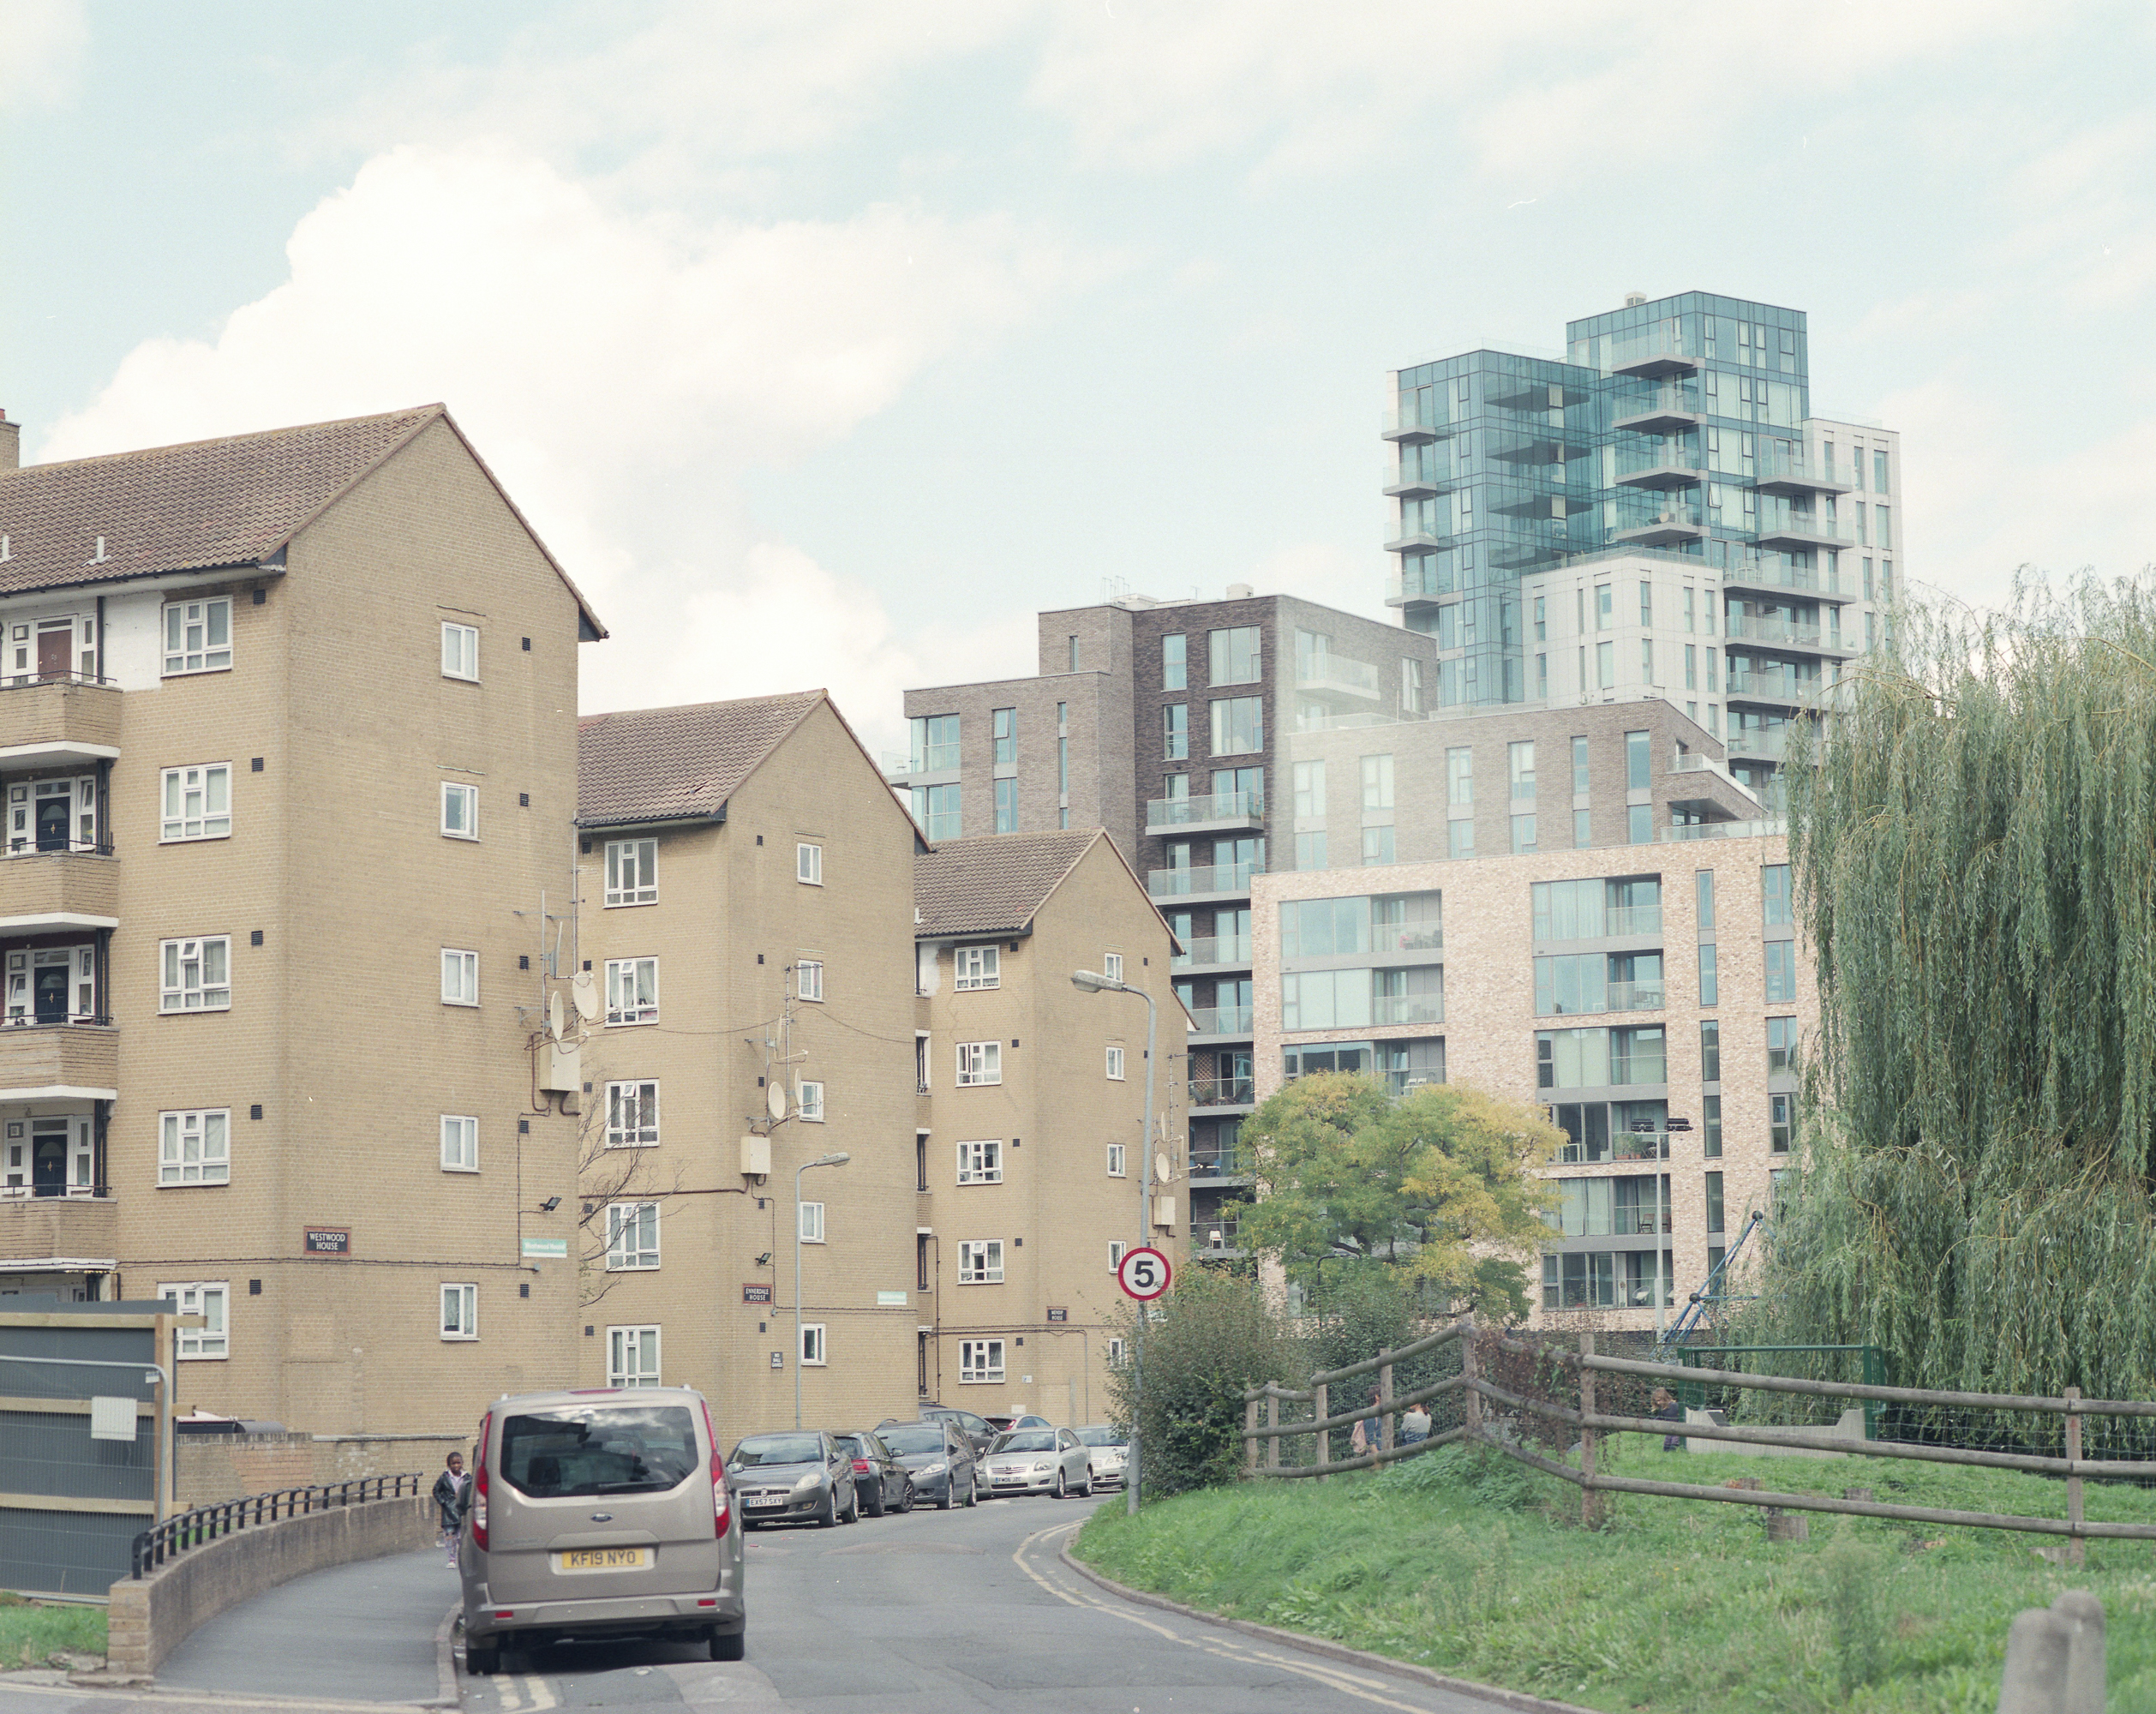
957, 1240, 1004, 1285
163, 598, 232, 677
606, 1201, 661, 1271
797, 842, 823, 885
441, 621, 479, 682
605, 838, 657, 907
604, 956, 658, 1025
440, 782, 478, 841
8, 944, 98, 1024
1107, 1143, 1127, 1178
158, 1109, 230, 1187
797, 959, 823, 1003
800, 1200, 825, 1244
7, 774, 99, 856
1109, 1240, 1128, 1273
605, 1081, 659, 1148
954, 945, 999, 991
798, 1080, 825, 1122
1103, 953, 1123, 984
440, 1114, 478, 1173
440, 948, 479, 1008
959, 1338, 1004, 1384
608, 1325, 662, 1387
955, 1041, 1002, 1086
159, 1281, 229, 1359
160, 764, 231, 842
1107, 1336, 1127, 1366
800, 1323, 827, 1367
440, 1283, 478, 1340
1105, 1046, 1126, 1081
161, 936, 231, 1013
956, 1139, 1003, 1184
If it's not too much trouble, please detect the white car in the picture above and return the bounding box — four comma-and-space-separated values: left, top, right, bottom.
1075, 1424, 1128, 1489
981, 1427, 1093, 1498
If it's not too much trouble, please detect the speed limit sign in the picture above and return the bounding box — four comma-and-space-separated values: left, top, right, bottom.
1117, 1246, 1172, 1301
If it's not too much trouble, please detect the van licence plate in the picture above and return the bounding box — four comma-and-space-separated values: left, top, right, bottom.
553, 1548, 652, 1573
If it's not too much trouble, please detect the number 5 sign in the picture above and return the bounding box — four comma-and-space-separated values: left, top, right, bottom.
1117, 1246, 1172, 1302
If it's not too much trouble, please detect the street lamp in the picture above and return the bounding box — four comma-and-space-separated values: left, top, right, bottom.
1072, 967, 1154, 1516
795, 1150, 851, 1429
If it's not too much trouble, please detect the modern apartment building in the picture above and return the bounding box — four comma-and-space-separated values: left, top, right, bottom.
575, 692, 924, 1437
912, 830, 1179, 1424
0, 405, 604, 1433
900, 593, 1436, 1258
1386, 291, 1901, 802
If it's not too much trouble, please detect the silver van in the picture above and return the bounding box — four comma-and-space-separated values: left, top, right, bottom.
459, 1387, 745, 1674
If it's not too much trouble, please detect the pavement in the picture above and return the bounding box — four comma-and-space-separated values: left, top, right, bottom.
0, 1497, 1534, 1714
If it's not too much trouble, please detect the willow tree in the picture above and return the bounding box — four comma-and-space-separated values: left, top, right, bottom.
1758, 576, 2156, 1399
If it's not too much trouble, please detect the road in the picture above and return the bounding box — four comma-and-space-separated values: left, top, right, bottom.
0, 1497, 1528, 1714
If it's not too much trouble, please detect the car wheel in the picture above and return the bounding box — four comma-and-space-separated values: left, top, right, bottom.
899, 1478, 915, 1513
964, 1474, 979, 1507
464, 1641, 499, 1676
863, 1483, 884, 1519
934, 1478, 953, 1511
710, 1627, 746, 1663
816, 1491, 839, 1528
846, 1487, 859, 1524
1077, 1473, 1093, 1498
1052, 1469, 1067, 1500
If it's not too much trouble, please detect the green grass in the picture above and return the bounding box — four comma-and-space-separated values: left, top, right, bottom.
1073, 1437, 2156, 1713
0, 1592, 105, 1669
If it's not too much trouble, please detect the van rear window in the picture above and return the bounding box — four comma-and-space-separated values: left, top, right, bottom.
500, 1405, 698, 1498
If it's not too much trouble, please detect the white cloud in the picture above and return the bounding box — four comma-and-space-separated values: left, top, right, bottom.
0, 0, 87, 108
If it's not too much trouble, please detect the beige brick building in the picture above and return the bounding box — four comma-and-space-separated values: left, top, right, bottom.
913, 830, 1182, 1427
0, 405, 605, 1433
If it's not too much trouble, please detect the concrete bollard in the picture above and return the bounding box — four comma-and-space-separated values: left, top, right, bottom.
2051, 1590, 2105, 1714
1997, 1607, 2074, 1714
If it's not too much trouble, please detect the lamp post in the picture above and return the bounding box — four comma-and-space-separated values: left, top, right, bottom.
1072, 968, 1155, 1516
795, 1150, 851, 1429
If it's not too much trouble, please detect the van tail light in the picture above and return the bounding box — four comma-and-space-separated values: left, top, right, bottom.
471, 1412, 491, 1550
700, 1399, 730, 1537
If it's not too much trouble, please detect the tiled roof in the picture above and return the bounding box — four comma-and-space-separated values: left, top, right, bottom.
913, 830, 1104, 938
578, 691, 829, 826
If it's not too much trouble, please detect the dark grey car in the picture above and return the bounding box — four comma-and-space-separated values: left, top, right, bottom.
726, 1431, 859, 1529
833, 1431, 913, 1516
873, 1418, 978, 1509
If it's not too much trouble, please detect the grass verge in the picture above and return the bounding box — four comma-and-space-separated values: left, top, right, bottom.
1072, 1437, 2156, 1713
0, 1592, 105, 1669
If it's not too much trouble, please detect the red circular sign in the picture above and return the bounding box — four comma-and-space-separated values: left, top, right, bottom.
1117, 1246, 1172, 1302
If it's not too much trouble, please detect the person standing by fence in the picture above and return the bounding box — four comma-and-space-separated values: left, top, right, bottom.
1401, 1400, 1431, 1445
1650, 1387, 1686, 1452
434, 1452, 468, 1567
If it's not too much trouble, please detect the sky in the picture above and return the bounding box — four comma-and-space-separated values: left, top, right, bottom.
3, 0, 2153, 755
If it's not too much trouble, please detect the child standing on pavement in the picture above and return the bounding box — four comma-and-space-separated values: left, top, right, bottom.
434, 1452, 468, 1567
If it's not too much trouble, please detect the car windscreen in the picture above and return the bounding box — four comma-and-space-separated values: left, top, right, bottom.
500, 1405, 698, 1498
878, 1424, 947, 1455
990, 1430, 1057, 1453
731, 1434, 825, 1466
831, 1435, 865, 1457
1076, 1426, 1126, 1447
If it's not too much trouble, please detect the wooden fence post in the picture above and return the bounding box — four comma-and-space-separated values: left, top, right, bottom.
1267, 1389, 1281, 1471
1314, 1382, 1330, 1480
1579, 1330, 1603, 1531
1244, 1392, 1260, 1477
1380, 1358, 1395, 1453
1461, 1312, 1481, 1438
2065, 1386, 2085, 1567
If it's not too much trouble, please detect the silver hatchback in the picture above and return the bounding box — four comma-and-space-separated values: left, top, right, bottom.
459, 1387, 744, 1675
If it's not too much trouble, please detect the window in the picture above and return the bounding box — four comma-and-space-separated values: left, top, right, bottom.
1685, 644, 1698, 691
159, 1282, 229, 1358
993, 778, 1019, 834
1597, 640, 1615, 688
956, 1041, 1002, 1086
1209, 626, 1261, 686
1106, 1336, 1126, 1366
1108, 1241, 1128, 1273
1764, 940, 1798, 1003
1104, 952, 1123, 984
606, 1081, 659, 1147
1703, 1094, 1722, 1157
440, 1114, 478, 1173
1362, 826, 1396, 864
608, 1326, 661, 1387
1512, 814, 1536, 854
1762, 864, 1793, 926
1767, 1016, 1798, 1077
910, 714, 961, 773
798, 1081, 824, 1122
1210, 697, 1263, 756
1446, 747, 1472, 806
1362, 754, 1395, 811
1163, 704, 1189, 760
1293, 761, 1327, 818
7, 775, 99, 855
440, 1284, 477, 1340
955, 946, 1000, 991
1572, 735, 1590, 794
800, 1323, 827, 1367
440, 782, 477, 840
1295, 831, 1327, 870
1401, 657, 1422, 714
1107, 1143, 1126, 1178
440, 622, 478, 681
1698, 944, 1718, 1006
161, 765, 231, 842
913, 783, 961, 840
960, 1338, 1004, 1383
991, 707, 1015, 766
1700, 1020, 1721, 1082
1572, 809, 1591, 848
1695, 869, 1716, 931
1595, 584, 1612, 630
1771, 1093, 1794, 1153
1448, 820, 1475, 860
607, 1202, 661, 1271
957, 1240, 1004, 1284
605, 839, 656, 906
164, 598, 232, 676
1533, 595, 1547, 641
800, 1200, 825, 1243
1874, 448, 1890, 493
797, 842, 822, 885
957, 1140, 1003, 1184
606, 957, 659, 1024
1106, 1046, 1125, 1081
1162, 634, 1187, 691
1705, 1172, 1724, 1235
163, 937, 232, 1012
797, 959, 823, 1003
159, 1109, 230, 1186
1626, 730, 1651, 790
1628, 804, 1653, 844
1639, 580, 1654, 627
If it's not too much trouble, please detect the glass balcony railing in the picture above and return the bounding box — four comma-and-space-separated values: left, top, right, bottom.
1187, 1005, 1255, 1037
1726, 730, 1790, 760
1604, 980, 1665, 1012
1755, 512, 1854, 548
1294, 652, 1380, 695
1755, 448, 1853, 492
1610, 386, 1703, 428
1607, 330, 1702, 377
1149, 863, 1261, 899
1147, 791, 1263, 830
1383, 403, 1453, 440
1724, 560, 1841, 596
1173, 934, 1253, 968
1189, 1076, 1257, 1108
1189, 1148, 1245, 1178
1554, 1130, 1672, 1165
1609, 501, 1705, 542
1377, 925, 1445, 952
1604, 904, 1663, 936
1724, 614, 1834, 648
1372, 996, 1443, 1027
1726, 672, 1825, 704
1613, 446, 1706, 484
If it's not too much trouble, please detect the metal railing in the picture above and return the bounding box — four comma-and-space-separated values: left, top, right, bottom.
131, 1473, 426, 1578
1190, 1217, 1243, 1249
3, 837, 116, 858
0, 670, 119, 691
1186, 1005, 1254, 1037
1556, 1130, 1672, 1164
1189, 1148, 1244, 1178
1189, 1076, 1257, 1108
1148, 863, 1260, 899
1147, 791, 1262, 830
0, 1182, 111, 1201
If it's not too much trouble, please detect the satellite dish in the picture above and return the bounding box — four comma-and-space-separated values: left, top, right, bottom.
1155, 1151, 1172, 1185
572, 971, 600, 1023
767, 1082, 788, 1121
548, 990, 565, 1040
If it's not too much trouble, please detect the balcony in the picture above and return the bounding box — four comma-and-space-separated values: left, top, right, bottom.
1147, 791, 1264, 835
1605, 904, 1662, 937
1723, 559, 1850, 602
1726, 672, 1828, 710
1371, 996, 1443, 1027
1294, 652, 1380, 700
1188, 1148, 1246, 1179
1554, 1131, 1672, 1165
1612, 448, 1706, 492
1186, 1005, 1255, 1040
1149, 863, 1260, 902
0, 851, 119, 920
1611, 388, 1703, 435
1604, 980, 1664, 1012
1385, 519, 1453, 553
1755, 512, 1854, 553
1608, 332, 1702, 380
1376, 926, 1444, 954
0, 1021, 118, 1097
1384, 463, 1458, 498
1723, 613, 1855, 653
1656, 817, 1788, 843
1189, 1216, 1243, 1250
1189, 1076, 1256, 1111
1754, 450, 1854, 496
0, 1189, 117, 1263
1382, 404, 1455, 441
1726, 730, 1790, 761
1610, 504, 1705, 548
1172, 934, 1253, 970
0, 676, 123, 761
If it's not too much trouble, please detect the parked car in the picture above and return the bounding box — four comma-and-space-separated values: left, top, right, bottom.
981, 1426, 1093, 1499
726, 1430, 858, 1529
917, 1404, 997, 1455
873, 1417, 979, 1508
1075, 1424, 1128, 1489
985, 1413, 1054, 1435
458, 1387, 743, 1675
832, 1430, 913, 1516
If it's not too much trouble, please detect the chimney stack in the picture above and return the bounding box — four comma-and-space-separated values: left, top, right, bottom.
0, 410, 17, 473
